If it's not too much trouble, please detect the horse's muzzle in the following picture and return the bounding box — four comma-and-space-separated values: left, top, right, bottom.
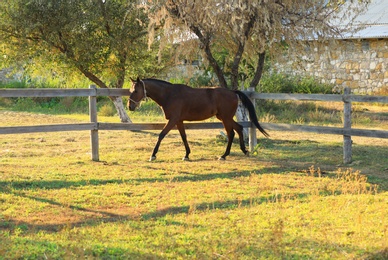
128, 101, 138, 111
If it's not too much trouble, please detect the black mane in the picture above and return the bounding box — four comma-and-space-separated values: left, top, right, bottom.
143, 78, 173, 85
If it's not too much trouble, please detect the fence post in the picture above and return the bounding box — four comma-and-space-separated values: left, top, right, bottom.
89, 85, 99, 161
248, 87, 257, 152
343, 87, 352, 164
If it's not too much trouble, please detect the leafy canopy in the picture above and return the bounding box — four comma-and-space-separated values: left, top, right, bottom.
150, 0, 370, 90
0, 0, 163, 89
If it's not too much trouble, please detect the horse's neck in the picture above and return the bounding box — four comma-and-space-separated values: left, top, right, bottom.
145, 82, 170, 106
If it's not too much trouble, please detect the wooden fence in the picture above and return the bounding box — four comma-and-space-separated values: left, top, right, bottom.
0, 86, 387, 164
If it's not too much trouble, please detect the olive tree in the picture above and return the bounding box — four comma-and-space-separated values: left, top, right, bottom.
147, 0, 369, 140
150, 0, 369, 91
0, 0, 162, 122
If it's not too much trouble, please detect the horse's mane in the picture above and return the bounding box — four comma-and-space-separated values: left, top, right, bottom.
143, 78, 173, 85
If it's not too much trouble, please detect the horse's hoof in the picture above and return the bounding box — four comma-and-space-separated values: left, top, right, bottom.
149, 156, 156, 162
218, 157, 226, 161
182, 157, 190, 161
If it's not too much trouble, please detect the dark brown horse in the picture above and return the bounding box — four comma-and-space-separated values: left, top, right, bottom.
128, 78, 269, 161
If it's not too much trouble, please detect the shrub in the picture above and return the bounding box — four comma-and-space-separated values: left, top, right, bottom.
0, 80, 27, 89
98, 103, 116, 117
259, 73, 333, 94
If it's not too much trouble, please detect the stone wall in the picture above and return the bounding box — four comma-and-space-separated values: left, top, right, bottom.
0, 68, 13, 83
274, 38, 388, 94
0, 68, 22, 83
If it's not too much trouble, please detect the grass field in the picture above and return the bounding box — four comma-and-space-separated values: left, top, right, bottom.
0, 109, 388, 259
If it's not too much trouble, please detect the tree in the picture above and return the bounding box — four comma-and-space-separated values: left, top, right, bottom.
150, 0, 370, 91
0, 0, 163, 122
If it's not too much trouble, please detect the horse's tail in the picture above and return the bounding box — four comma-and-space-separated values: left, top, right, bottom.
235, 90, 270, 138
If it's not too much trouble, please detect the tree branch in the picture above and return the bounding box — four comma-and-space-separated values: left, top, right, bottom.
249, 51, 266, 90
166, 0, 228, 88
230, 13, 257, 90
78, 65, 109, 89
191, 25, 228, 89
116, 52, 126, 89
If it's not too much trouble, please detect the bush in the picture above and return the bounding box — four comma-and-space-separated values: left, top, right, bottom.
98, 103, 116, 117
259, 73, 333, 94
134, 100, 163, 116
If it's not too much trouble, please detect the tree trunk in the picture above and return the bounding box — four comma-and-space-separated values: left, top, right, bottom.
235, 102, 249, 143
249, 51, 266, 90
235, 85, 249, 143
110, 96, 132, 123
77, 66, 132, 123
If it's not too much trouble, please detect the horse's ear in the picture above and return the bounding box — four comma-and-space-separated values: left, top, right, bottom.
136, 77, 140, 83
130, 77, 136, 83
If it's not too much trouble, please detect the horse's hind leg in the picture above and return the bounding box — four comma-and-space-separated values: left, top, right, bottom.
233, 121, 248, 156
177, 122, 191, 161
220, 120, 235, 160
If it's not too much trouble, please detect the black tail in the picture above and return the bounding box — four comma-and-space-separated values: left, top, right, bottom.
235, 90, 270, 138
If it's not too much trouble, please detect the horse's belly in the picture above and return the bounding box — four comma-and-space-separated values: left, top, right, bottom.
183, 113, 216, 121
182, 106, 216, 121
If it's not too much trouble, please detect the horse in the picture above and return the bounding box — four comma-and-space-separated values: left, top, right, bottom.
128, 77, 269, 161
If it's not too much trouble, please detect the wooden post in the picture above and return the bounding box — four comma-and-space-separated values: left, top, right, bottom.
89, 85, 99, 161
248, 87, 257, 152
343, 87, 352, 164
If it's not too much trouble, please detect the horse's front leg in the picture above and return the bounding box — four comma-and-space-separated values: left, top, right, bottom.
150, 120, 177, 161
177, 122, 191, 161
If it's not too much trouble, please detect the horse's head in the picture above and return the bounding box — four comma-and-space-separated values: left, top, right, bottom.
128, 77, 147, 111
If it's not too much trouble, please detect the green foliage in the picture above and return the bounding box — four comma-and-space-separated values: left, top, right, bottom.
256, 99, 342, 126
0, 0, 165, 89
259, 73, 334, 94
98, 103, 116, 117
189, 71, 215, 87
8, 96, 88, 114
132, 100, 164, 117
0, 81, 27, 89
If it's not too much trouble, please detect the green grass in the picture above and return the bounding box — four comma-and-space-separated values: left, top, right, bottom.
258, 100, 388, 129
0, 110, 387, 259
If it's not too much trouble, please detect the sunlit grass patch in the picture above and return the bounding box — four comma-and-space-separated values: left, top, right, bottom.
0, 110, 387, 259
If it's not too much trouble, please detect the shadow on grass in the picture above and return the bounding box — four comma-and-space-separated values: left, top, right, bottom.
0, 168, 275, 192
1, 186, 308, 232
1, 188, 385, 259
140, 193, 309, 221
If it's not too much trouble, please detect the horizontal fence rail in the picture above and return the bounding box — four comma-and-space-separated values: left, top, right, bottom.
0, 87, 387, 163
249, 92, 388, 103
0, 123, 96, 134
2, 122, 385, 138
0, 88, 130, 97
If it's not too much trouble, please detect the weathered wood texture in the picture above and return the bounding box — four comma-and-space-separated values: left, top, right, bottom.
98, 122, 251, 131
0, 123, 96, 134
249, 92, 388, 103
89, 85, 99, 161
343, 87, 352, 164
1, 122, 386, 138
0, 88, 130, 97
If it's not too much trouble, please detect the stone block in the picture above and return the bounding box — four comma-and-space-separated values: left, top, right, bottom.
336, 79, 344, 85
